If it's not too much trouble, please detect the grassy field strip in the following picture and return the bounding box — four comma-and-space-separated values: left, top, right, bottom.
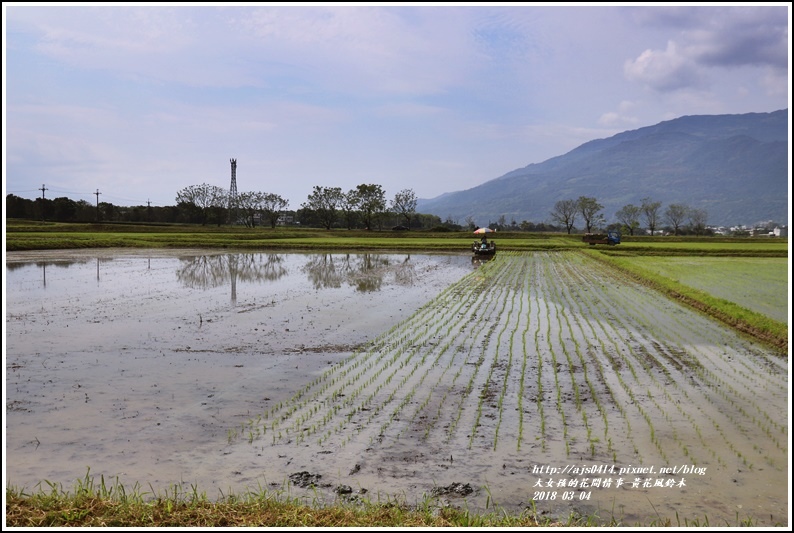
613, 241, 787, 252
618, 256, 788, 323
580, 252, 788, 472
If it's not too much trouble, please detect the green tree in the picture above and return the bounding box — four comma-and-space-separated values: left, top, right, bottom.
354, 184, 386, 230
302, 186, 343, 230
99, 202, 120, 222
576, 196, 604, 233
176, 183, 227, 226
74, 200, 95, 222
550, 199, 578, 234
6, 194, 33, 219
340, 190, 360, 230
641, 197, 662, 236
615, 204, 641, 235
390, 189, 418, 229
52, 197, 78, 222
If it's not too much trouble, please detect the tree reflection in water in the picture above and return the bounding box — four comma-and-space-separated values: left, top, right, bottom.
303, 253, 416, 292
176, 253, 288, 304
175, 252, 420, 303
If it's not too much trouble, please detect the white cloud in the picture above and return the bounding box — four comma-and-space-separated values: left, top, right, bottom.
624, 40, 706, 92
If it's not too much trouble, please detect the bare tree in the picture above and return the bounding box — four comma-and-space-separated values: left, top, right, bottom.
261, 193, 289, 228
390, 189, 418, 229
550, 199, 578, 234
576, 196, 604, 233
207, 185, 229, 226
236, 191, 262, 227
615, 204, 641, 235
664, 203, 689, 235
641, 197, 662, 236
688, 208, 708, 236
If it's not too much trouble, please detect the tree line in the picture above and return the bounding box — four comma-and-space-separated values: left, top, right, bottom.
550, 196, 711, 236
5, 184, 442, 230
7, 187, 765, 236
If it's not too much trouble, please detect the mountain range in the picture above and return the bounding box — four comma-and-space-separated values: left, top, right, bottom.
416, 109, 789, 228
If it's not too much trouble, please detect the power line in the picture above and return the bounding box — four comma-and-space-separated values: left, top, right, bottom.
7, 187, 169, 207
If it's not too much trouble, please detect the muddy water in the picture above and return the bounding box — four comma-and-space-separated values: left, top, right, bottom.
4, 249, 788, 527
4, 250, 473, 494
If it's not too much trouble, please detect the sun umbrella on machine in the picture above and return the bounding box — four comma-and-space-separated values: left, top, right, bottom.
473, 227, 495, 235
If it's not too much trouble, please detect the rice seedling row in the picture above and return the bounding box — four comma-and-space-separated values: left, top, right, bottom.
221, 251, 786, 525
562, 253, 747, 467
592, 258, 786, 464
566, 252, 787, 473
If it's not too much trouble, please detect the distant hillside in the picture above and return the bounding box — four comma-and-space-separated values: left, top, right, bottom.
417, 110, 789, 228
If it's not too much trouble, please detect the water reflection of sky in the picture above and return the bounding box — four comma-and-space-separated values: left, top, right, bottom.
5, 252, 475, 305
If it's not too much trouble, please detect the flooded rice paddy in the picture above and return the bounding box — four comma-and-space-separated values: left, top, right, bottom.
4, 249, 788, 526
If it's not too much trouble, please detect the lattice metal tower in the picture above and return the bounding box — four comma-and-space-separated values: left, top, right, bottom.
228, 158, 238, 224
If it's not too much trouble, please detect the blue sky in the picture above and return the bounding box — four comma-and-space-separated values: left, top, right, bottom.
3, 3, 790, 211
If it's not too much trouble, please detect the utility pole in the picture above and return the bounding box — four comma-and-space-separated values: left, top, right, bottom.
94, 189, 101, 222
147, 199, 152, 222
39, 184, 48, 220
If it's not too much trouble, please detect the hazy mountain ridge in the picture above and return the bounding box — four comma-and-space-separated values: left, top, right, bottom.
417, 110, 789, 227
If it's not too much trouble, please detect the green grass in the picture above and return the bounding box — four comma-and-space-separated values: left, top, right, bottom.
6, 472, 772, 527
5, 219, 787, 254
4, 472, 599, 528
585, 250, 788, 353
616, 256, 789, 323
